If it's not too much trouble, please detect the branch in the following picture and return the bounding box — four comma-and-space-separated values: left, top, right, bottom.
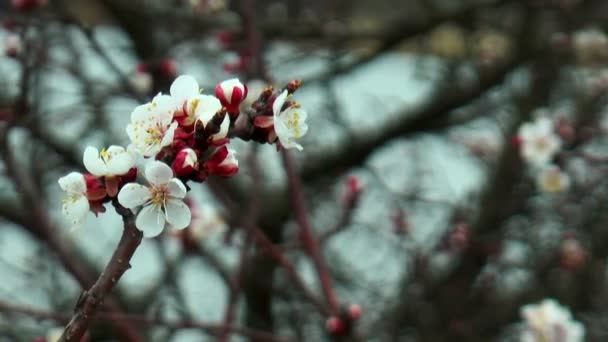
59, 210, 143, 341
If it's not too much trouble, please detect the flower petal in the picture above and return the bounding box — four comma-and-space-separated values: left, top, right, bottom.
117, 183, 151, 208
159, 121, 178, 149
136, 204, 166, 238
164, 199, 191, 230
106, 151, 135, 175
145, 161, 173, 186
212, 115, 230, 141
58, 172, 86, 195
83, 146, 107, 176
170, 75, 199, 107
62, 196, 90, 227
192, 94, 222, 125
167, 178, 187, 198
272, 90, 288, 116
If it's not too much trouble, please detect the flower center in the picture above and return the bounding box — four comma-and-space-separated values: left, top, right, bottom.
534, 136, 551, 151
62, 194, 81, 204
150, 185, 169, 206
145, 124, 165, 145
100, 148, 112, 163
286, 112, 301, 138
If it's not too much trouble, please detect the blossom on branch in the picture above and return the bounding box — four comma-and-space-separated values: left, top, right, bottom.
126, 94, 177, 157
203, 145, 239, 177
58, 172, 91, 228
83, 146, 134, 177
518, 117, 561, 166
272, 90, 308, 150
117, 161, 191, 238
520, 299, 584, 342
536, 164, 570, 193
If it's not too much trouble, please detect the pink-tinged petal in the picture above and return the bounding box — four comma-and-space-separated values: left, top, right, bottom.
170, 75, 199, 107
167, 178, 187, 199
145, 161, 173, 186
272, 90, 288, 116
117, 183, 151, 208
62, 196, 90, 227
136, 204, 165, 238
164, 199, 191, 230
83, 146, 107, 176
58, 172, 86, 195
253, 116, 274, 128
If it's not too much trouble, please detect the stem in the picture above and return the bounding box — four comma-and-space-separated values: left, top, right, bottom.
59, 214, 143, 341
281, 149, 339, 314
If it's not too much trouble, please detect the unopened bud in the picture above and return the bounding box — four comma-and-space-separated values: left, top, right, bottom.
215, 78, 248, 115
172, 148, 198, 176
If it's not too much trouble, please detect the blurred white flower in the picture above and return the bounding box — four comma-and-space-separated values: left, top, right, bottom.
58, 172, 89, 228
129, 71, 153, 95
45, 327, 63, 342
118, 161, 191, 238
518, 117, 561, 166
126, 94, 177, 157
520, 299, 584, 342
3, 33, 22, 57
536, 165, 570, 193
272, 90, 308, 151
83, 145, 134, 177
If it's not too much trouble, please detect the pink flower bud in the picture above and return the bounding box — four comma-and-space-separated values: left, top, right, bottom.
4, 34, 22, 58
343, 175, 362, 204
215, 78, 248, 115
560, 237, 587, 271
12, 0, 45, 11
204, 146, 239, 177
325, 316, 346, 336
172, 148, 198, 176
348, 304, 362, 320
84, 174, 107, 201
159, 58, 177, 77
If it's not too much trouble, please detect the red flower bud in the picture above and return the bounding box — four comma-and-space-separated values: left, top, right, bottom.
215, 78, 248, 115
203, 145, 239, 177
159, 58, 177, 77
172, 148, 198, 176
326, 316, 347, 336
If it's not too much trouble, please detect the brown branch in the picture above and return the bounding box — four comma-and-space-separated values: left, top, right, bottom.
59, 210, 143, 342
0, 301, 293, 342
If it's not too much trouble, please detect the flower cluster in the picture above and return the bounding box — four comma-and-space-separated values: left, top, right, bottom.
517, 116, 570, 194
59, 75, 308, 237
520, 299, 584, 342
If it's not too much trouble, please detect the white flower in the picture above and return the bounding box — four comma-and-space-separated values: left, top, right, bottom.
58, 172, 89, 228
169, 75, 227, 140
520, 299, 584, 342
83, 145, 134, 177
519, 117, 561, 166
117, 161, 191, 238
272, 90, 308, 151
537, 165, 570, 193
129, 71, 153, 95
126, 94, 177, 157
45, 327, 63, 342
189, 203, 227, 240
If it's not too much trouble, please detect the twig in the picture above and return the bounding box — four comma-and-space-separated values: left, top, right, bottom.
59, 210, 143, 341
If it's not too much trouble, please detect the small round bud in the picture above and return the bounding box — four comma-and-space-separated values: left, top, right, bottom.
348, 304, 362, 320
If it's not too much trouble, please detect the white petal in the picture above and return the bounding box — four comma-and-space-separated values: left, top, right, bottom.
62, 196, 89, 227
159, 121, 178, 149
167, 178, 187, 198
106, 151, 135, 175
136, 204, 166, 238
130, 103, 149, 121
220, 78, 241, 102
212, 115, 230, 141
164, 199, 191, 230
272, 90, 288, 116
192, 95, 222, 125
170, 75, 200, 107
145, 161, 173, 186
117, 183, 151, 208
58, 172, 86, 195
83, 146, 108, 177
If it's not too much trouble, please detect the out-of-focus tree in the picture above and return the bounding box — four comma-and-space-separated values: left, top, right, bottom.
0, 0, 608, 341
